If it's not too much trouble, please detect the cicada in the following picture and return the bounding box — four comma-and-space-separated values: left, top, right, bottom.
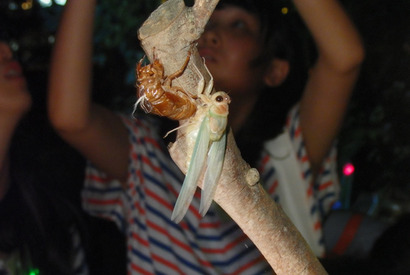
135, 50, 230, 223
171, 68, 231, 223
135, 51, 197, 120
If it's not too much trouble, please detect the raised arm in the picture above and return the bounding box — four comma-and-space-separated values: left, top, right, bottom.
48, 0, 129, 182
294, 0, 365, 173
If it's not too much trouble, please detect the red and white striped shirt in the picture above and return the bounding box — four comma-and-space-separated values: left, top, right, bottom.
258, 105, 339, 256
82, 105, 338, 274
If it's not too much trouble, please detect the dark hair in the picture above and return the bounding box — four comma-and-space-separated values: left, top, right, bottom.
369, 214, 410, 274
0, 30, 10, 42
0, 9, 12, 42
0, 122, 87, 275
217, 0, 311, 166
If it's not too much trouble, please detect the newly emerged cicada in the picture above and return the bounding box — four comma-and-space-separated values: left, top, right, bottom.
134, 49, 230, 223
170, 65, 231, 223
135, 51, 197, 120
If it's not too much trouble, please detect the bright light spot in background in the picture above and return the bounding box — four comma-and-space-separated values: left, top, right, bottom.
22, 0, 33, 10
54, 0, 67, 5
38, 0, 52, 7
281, 7, 289, 15
343, 163, 355, 176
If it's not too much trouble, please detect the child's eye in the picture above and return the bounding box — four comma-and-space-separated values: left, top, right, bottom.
231, 20, 247, 30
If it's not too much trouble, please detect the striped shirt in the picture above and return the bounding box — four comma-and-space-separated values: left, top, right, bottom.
258, 105, 339, 256
82, 105, 338, 274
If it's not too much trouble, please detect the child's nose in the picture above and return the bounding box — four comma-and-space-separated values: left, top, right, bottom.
198, 26, 220, 47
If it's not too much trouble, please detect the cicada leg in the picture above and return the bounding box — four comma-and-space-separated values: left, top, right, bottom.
193, 60, 214, 101
163, 51, 192, 88
201, 59, 214, 97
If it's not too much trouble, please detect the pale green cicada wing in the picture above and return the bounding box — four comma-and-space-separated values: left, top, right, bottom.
171, 116, 210, 223
199, 128, 227, 216
171, 91, 230, 223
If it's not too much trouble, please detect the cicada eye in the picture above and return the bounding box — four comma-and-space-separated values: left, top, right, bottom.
212, 91, 231, 104
212, 91, 224, 102
215, 95, 224, 102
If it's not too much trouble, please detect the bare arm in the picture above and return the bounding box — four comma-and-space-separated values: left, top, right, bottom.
294, 0, 365, 173
48, 0, 129, 182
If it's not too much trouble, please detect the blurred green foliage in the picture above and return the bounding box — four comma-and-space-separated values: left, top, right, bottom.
93, 0, 160, 70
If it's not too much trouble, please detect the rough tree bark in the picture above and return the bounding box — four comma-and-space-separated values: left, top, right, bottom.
138, 0, 327, 273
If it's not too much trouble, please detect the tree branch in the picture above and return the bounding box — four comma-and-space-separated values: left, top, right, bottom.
137, 0, 327, 273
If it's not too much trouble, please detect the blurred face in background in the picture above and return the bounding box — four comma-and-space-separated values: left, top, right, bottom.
197, 5, 267, 99
0, 41, 31, 117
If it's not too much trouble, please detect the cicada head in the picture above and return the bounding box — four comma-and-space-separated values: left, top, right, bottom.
210, 91, 230, 116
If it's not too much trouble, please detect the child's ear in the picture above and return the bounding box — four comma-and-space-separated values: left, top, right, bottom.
263, 58, 290, 87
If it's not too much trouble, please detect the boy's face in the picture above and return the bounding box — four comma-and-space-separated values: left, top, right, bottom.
197, 5, 267, 99
0, 41, 31, 116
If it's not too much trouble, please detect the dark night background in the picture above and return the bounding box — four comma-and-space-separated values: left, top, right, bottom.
1, 0, 410, 273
